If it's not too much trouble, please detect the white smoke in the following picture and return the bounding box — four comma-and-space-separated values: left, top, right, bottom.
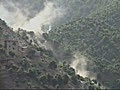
71, 53, 96, 79
0, 1, 64, 34
0, 3, 28, 29
22, 1, 63, 34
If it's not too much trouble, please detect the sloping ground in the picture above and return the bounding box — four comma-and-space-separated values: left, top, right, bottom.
52, 0, 113, 28
0, 49, 101, 89
49, 18, 120, 88
90, 0, 120, 29
0, 19, 102, 89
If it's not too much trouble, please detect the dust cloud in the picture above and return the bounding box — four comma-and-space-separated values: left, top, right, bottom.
71, 53, 96, 79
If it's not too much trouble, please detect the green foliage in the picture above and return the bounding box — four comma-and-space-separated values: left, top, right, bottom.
0, 27, 3, 38
0, 48, 5, 53
49, 15, 120, 88
0, 44, 2, 48
63, 74, 69, 84
49, 61, 57, 69
91, 0, 120, 29
66, 67, 75, 76
112, 79, 120, 89
88, 85, 95, 90
47, 73, 53, 85
42, 33, 49, 40
77, 74, 85, 81
52, 0, 113, 28
28, 68, 37, 77
28, 31, 34, 38
17, 68, 24, 77
36, 47, 53, 57
52, 78, 57, 87
92, 79, 97, 84
9, 51, 15, 57
39, 75, 47, 85
27, 49, 35, 57
55, 74, 63, 86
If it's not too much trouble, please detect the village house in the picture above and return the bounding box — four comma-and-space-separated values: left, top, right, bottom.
4, 39, 19, 56
18, 40, 28, 56
0, 39, 41, 57
0, 39, 28, 57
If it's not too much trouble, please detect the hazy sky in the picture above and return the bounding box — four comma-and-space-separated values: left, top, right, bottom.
0, 0, 65, 33
0, 0, 111, 33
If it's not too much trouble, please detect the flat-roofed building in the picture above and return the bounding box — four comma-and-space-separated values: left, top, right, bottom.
4, 39, 19, 56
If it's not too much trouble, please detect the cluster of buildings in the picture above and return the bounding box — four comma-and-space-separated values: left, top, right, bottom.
0, 25, 41, 58
0, 39, 28, 57
0, 38, 41, 57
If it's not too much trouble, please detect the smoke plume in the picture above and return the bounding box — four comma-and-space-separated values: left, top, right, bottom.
1, 0, 109, 33
0, 0, 65, 34
21, 1, 64, 33
70, 53, 96, 79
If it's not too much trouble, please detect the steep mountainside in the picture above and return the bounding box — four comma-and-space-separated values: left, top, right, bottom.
0, 19, 102, 89
0, 0, 113, 30
52, 0, 113, 28
49, 18, 120, 89
0, 0, 120, 89
90, 0, 120, 29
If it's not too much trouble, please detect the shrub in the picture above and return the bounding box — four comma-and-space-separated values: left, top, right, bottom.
63, 74, 69, 84
92, 79, 97, 84
9, 51, 15, 57
71, 75, 78, 84
47, 73, 53, 84
67, 67, 75, 76
27, 49, 35, 57
42, 33, 49, 40
39, 75, 47, 85
49, 61, 57, 69
28, 68, 36, 77
55, 74, 63, 86
0, 48, 5, 53
0, 44, 2, 48
88, 85, 95, 90
52, 78, 57, 87
77, 75, 85, 81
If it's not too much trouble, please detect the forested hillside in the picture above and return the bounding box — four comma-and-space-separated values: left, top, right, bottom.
0, 19, 102, 89
90, 0, 120, 29
51, 0, 113, 28
49, 0, 120, 88
0, 0, 120, 89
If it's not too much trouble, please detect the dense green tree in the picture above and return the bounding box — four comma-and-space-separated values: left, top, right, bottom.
0, 44, 2, 48
9, 51, 15, 57
77, 74, 85, 81
88, 85, 95, 90
47, 73, 53, 85
71, 75, 78, 84
42, 33, 49, 40
52, 78, 57, 87
39, 75, 47, 85
67, 67, 75, 76
49, 61, 57, 69
63, 74, 69, 84
55, 74, 63, 86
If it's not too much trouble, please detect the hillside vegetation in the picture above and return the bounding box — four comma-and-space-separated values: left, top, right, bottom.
0, 19, 102, 89
90, 0, 120, 29
52, 0, 113, 28
0, 0, 120, 89
49, 0, 120, 88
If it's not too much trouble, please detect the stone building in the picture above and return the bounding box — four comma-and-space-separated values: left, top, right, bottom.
4, 40, 19, 56
0, 39, 19, 56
